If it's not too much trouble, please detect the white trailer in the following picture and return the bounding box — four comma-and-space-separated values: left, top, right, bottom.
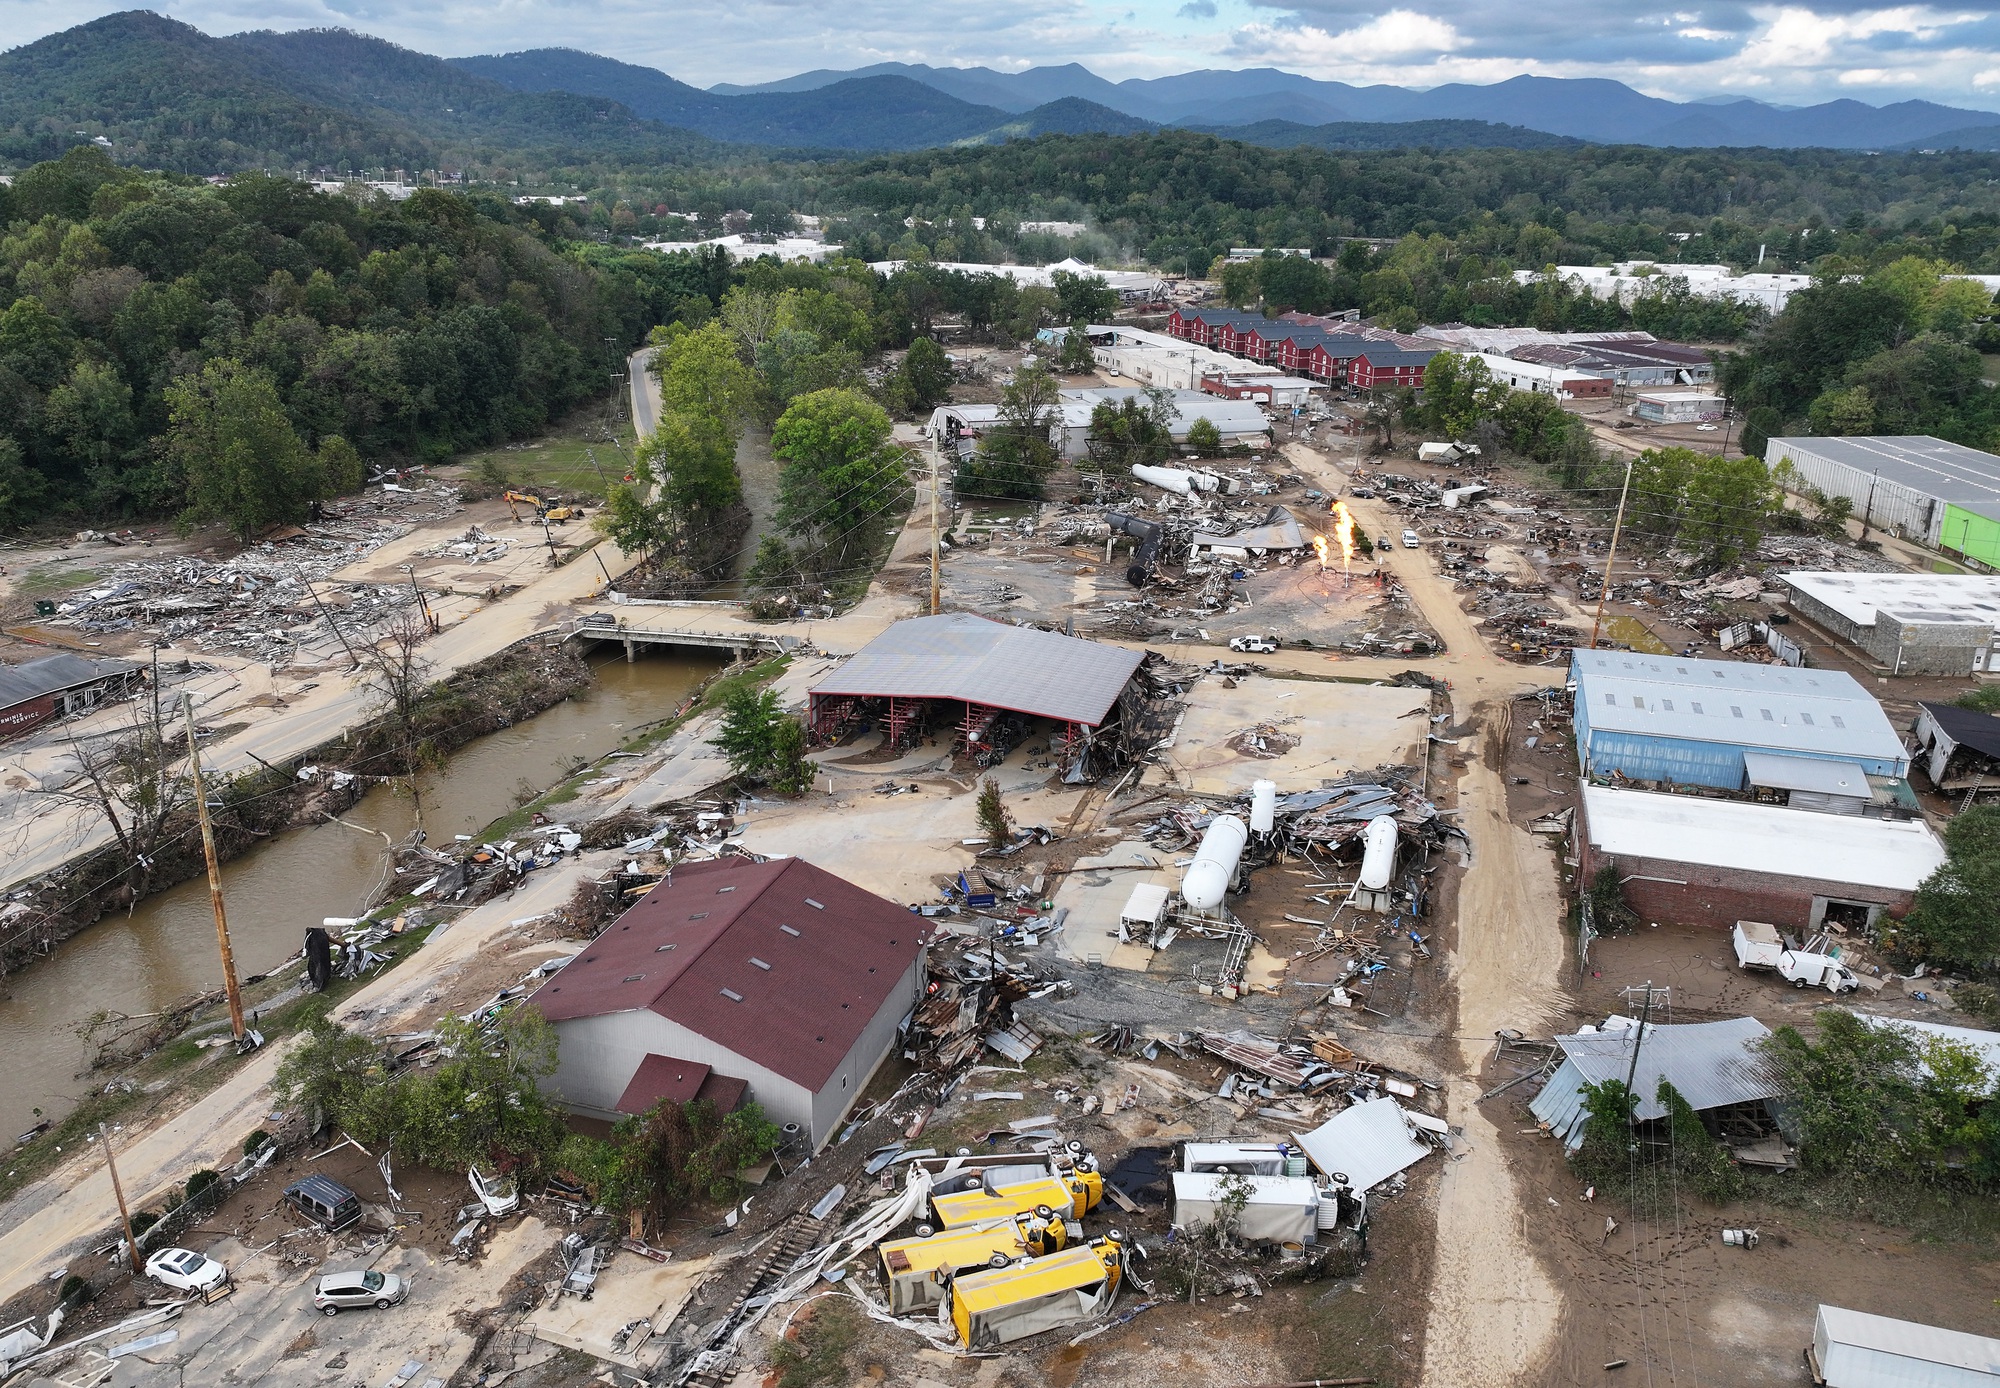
1734, 923, 1861, 993
1733, 921, 1785, 970
1809, 1304, 2000, 1386
1171, 1173, 1320, 1245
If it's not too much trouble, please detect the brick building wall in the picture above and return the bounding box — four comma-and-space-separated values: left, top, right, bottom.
1575, 834, 1914, 931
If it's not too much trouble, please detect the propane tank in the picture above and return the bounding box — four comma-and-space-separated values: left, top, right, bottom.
1131, 464, 1196, 496
1357, 814, 1398, 891
1249, 779, 1277, 835
1182, 814, 1248, 911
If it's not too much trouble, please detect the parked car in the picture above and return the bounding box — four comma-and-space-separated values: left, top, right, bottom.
312, 1269, 408, 1315
284, 1175, 362, 1232
1228, 635, 1278, 654
1401, 529, 1421, 548
145, 1247, 228, 1293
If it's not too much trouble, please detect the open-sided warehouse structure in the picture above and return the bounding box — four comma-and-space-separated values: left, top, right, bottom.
0, 654, 141, 739
1783, 571, 2000, 675
808, 613, 1145, 771
1766, 436, 2000, 560
531, 856, 929, 1147
1576, 785, 1946, 930
1530, 1016, 1783, 1155
1809, 1304, 2000, 1386
1570, 650, 1909, 790
1911, 701, 2000, 798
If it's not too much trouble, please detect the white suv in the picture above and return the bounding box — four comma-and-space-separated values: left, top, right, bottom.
313, 1269, 408, 1314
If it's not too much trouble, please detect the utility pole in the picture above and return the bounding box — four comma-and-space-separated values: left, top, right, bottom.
1622, 980, 1655, 1101
929, 447, 942, 617
102, 1125, 143, 1275
182, 700, 246, 1046
1858, 470, 1880, 545
1588, 453, 1637, 650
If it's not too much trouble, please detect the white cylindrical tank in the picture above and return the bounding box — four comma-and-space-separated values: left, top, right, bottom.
1132, 464, 1195, 496
1182, 814, 1247, 911
1357, 815, 1398, 891
1249, 780, 1277, 834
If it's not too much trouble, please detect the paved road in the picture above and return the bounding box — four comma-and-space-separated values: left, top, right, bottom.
629, 346, 659, 439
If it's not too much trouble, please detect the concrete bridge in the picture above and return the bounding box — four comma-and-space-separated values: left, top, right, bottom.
566, 613, 803, 662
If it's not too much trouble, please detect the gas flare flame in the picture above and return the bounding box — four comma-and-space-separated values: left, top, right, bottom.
1331, 501, 1356, 571
1311, 535, 1331, 571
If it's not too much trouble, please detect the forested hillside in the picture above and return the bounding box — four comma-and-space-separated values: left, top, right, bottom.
0, 147, 726, 531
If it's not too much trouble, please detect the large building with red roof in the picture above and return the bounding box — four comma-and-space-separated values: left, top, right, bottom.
531, 855, 930, 1146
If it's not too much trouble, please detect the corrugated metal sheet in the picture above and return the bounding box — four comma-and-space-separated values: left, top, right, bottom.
1742, 751, 1871, 796
1548, 1017, 1780, 1124
1570, 650, 1907, 769
1291, 1097, 1431, 1191
811, 613, 1143, 728
1529, 1061, 1591, 1151
1816, 1304, 2000, 1381
0, 653, 138, 711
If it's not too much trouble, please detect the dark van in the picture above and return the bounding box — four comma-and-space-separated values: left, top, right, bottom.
285, 1175, 363, 1232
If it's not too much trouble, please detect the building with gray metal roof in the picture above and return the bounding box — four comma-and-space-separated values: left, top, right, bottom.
808, 614, 1145, 766
1765, 436, 2000, 548
0, 654, 141, 740
1782, 571, 2000, 676
1530, 1016, 1781, 1152
1570, 649, 1909, 788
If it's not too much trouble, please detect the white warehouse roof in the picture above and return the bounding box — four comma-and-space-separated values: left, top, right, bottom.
1582, 785, 1947, 891
1571, 650, 1906, 765
1784, 571, 2000, 629
1767, 436, 2000, 508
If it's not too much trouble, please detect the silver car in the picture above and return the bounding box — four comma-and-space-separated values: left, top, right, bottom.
312, 1269, 408, 1314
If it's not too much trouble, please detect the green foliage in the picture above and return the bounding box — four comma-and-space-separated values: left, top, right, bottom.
897, 336, 954, 413
712, 686, 812, 792
241, 1128, 270, 1156
1049, 269, 1118, 325
960, 361, 1061, 501
1055, 323, 1096, 374
1901, 805, 2000, 972
771, 387, 909, 578
273, 1009, 565, 1172
166, 357, 336, 539
1954, 981, 2000, 1026
1573, 1078, 1637, 1181
976, 775, 1010, 848
1758, 1009, 2000, 1184
1955, 686, 2000, 713
1184, 416, 1222, 454
57, 1273, 94, 1308
1085, 392, 1175, 472
1417, 351, 1503, 439
1655, 1079, 1742, 1204
1624, 446, 1775, 569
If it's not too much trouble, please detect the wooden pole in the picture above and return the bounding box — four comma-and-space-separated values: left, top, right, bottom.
1587, 453, 1636, 650
183, 701, 246, 1043
102, 1125, 143, 1275
929, 446, 942, 617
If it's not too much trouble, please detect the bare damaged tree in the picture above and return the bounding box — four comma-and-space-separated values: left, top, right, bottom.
38, 703, 195, 901
362, 612, 436, 735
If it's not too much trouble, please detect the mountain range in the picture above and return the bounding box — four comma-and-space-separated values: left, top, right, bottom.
5, 12, 2000, 175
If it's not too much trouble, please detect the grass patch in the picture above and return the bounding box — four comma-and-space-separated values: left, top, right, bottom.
771, 1294, 859, 1388
14, 567, 100, 599
1738, 1169, 2000, 1245
455, 426, 634, 503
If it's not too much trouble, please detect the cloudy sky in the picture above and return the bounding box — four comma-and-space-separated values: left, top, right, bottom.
12, 0, 2000, 109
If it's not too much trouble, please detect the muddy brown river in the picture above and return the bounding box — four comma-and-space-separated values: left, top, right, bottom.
0, 647, 722, 1141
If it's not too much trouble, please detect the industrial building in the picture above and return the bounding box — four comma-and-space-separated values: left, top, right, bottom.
1569, 650, 1911, 790
1163, 309, 1437, 390
1632, 390, 1725, 424
1198, 373, 1319, 409
1782, 571, 2000, 675
0, 654, 142, 740
1529, 1015, 1783, 1154
1417, 327, 1715, 386
806, 613, 1146, 771
531, 856, 930, 1146
1575, 784, 1947, 930
926, 389, 1271, 463
1080, 324, 1281, 393
1765, 436, 2000, 560
867, 257, 1171, 305
1464, 352, 1611, 400
1910, 701, 2000, 798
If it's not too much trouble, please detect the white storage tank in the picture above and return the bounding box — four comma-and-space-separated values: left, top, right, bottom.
1249, 779, 1277, 834
1357, 814, 1398, 890
1182, 814, 1247, 911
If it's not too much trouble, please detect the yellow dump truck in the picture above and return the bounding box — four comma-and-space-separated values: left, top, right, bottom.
930, 1167, 1103, 1229
876, 1209, 1068, 1314
947, 1235, 1125, 1348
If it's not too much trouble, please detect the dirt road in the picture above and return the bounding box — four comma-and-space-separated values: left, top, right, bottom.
1285, 440, 1575, 1386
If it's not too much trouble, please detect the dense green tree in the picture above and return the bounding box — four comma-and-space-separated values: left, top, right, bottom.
1184, 416, 1222, 454
771, 388, 908, 570
1055, 323, 1096, 374
1050, 269, 1118, 325
1901, 805, 2000, 971
897, 336, 954, 413
1418, 352, 1502, 439
712, 685, 812, 792
960, 362, 1061, 500
164, 357, 333, 539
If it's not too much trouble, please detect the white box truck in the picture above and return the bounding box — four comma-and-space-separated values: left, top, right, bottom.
1733, 922, 1861, 994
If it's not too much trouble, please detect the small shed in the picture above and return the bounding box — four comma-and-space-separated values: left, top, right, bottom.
1911, 701, 2000, 797
1531, 1016, 1782, 1153
1742, 750, 1872, 815
1171, 1173, 1320, 1244
1810, 1304, 2000, 1386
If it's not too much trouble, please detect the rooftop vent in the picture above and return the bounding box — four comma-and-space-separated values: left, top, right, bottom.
720, 987, 744, 1002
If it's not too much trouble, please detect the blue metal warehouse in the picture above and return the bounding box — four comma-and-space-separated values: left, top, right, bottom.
1569, 650, 1909, 790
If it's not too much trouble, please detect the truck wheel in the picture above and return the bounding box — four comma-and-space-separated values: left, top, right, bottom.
1791, 977, 1808, 989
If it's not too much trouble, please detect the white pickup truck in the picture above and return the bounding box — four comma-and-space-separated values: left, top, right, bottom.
1732, 921, 1861, 994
